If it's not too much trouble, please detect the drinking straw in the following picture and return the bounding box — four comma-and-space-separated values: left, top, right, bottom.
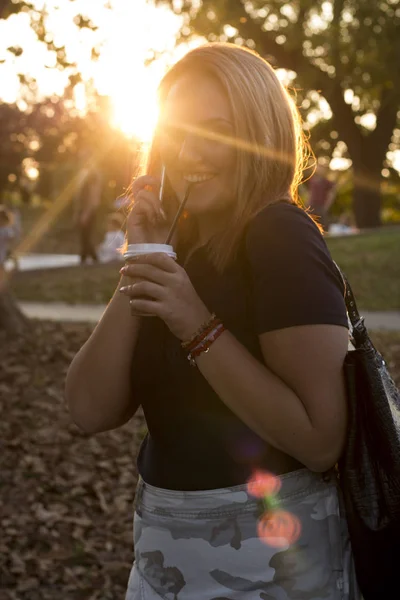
164, 183, 193, 245
159, 165, 166, 205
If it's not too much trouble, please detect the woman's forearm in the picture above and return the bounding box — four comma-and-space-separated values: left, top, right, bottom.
195, 331, 337, 471
65, 276, 141, 434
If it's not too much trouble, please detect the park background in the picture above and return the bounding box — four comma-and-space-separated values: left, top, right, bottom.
0, 1, 399, 598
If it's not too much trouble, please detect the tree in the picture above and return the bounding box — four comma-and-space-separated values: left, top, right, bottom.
0, 102, 30, 197
0, 0, 102, 334
158, 0, 400, 228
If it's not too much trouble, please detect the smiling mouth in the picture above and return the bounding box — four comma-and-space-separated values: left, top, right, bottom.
183, 173, 216, 184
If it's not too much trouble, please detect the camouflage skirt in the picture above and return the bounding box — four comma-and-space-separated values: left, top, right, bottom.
125, 468, 361, 599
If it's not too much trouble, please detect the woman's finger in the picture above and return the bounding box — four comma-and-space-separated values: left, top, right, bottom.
120, 263, 171, 285
130, 252, 179, 273
120, 280, 165, 300
135, 189, 165, 216
130, 298, 159, 317
130, 175, 160, 198
129, 197, 158, 228
133, 189, 167, 224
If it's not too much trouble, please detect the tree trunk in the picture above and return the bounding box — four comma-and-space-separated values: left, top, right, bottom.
0, 270, 29, 335
352, 165, 382, 229
349, 89, 398, 229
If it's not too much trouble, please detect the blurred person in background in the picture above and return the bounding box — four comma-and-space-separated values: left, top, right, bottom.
307, 163, 337, 231
4, 204, 21, 270
97, 212, 125, 263
329, 211, 358, 236
0, 205, 18, 273
74, 149, 102, 264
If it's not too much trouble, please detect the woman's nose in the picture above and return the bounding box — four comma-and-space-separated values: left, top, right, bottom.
178, 134, 203, 165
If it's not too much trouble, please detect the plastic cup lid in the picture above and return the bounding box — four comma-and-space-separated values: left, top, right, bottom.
126, 243, 175, 254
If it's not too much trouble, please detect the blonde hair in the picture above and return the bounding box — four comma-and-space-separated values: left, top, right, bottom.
143, 42, 313, 272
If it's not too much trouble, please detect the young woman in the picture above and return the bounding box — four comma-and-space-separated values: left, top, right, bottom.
66, 43, 360, 599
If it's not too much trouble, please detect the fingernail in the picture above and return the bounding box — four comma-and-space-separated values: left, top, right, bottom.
120, 266, 127, 274
119, 286, 128, 293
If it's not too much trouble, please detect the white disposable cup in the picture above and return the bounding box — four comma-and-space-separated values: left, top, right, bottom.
123, 244, 176, 317
123, 243, 176, 261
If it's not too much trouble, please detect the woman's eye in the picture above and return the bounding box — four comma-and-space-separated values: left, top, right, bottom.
204, 124, 234, 144
159, 122, 233, 154
209, 125, 226, 135
159, 125, 183, 154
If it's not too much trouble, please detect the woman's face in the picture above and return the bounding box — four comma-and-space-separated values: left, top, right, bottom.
158, 72, 237, 217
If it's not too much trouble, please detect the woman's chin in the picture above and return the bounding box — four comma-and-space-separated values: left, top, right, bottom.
186, 198, 215, 216
186, 186, 224, 208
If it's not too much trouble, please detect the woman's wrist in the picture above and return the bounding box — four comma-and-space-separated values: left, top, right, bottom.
180, 311, 227, 366
179, 309, 214, 344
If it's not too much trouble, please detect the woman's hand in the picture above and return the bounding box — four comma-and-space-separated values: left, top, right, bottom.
127, 175, 170, 244
119, 253, 212, 342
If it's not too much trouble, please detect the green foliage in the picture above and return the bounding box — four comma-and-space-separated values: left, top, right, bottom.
0, 0, 32, 20
0, 103, 28, 192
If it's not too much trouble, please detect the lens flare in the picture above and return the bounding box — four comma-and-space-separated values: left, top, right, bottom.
247, 470, 302, 548
247, 470, 282, 498
257, 510, 302, 548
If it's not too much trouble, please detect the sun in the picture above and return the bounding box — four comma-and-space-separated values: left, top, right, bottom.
88, 0, 182, 142
108, 66, 160, 142
111, 93, 159, 142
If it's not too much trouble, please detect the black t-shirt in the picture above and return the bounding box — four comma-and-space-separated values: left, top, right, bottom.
131, 202, 348, 490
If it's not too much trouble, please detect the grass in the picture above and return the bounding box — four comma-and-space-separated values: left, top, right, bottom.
325, 229, 400, 311
10, 262, 121, 305
8, 223, 400, 311
369, 332, 400, 372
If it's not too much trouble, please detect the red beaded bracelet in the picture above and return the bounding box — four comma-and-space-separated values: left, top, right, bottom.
181, 313, 221, 351
187, 323, 226, 367
184, 320, 222, 353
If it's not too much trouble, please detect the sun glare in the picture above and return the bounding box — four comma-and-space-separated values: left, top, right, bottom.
108, 68, 160, 142
111, 93, 159, 142
89, 0, 181, 141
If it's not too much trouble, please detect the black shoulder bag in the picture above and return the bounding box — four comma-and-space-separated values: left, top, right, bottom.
335, 264, 400, 599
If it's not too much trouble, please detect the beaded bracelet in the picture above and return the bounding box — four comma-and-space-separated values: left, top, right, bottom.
183, 318, 222, 353
181, 313, 220, 350
187, 323, 226, 367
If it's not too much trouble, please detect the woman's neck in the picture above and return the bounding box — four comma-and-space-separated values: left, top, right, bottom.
175, 209, 229, 259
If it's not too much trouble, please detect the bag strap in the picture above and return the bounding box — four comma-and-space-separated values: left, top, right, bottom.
333, 261, 367, 340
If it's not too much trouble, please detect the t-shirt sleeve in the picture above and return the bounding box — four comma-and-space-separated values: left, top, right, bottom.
245, 203, 348, 334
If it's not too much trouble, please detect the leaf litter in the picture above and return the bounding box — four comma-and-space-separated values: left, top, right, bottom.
0, 320, 146, 600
